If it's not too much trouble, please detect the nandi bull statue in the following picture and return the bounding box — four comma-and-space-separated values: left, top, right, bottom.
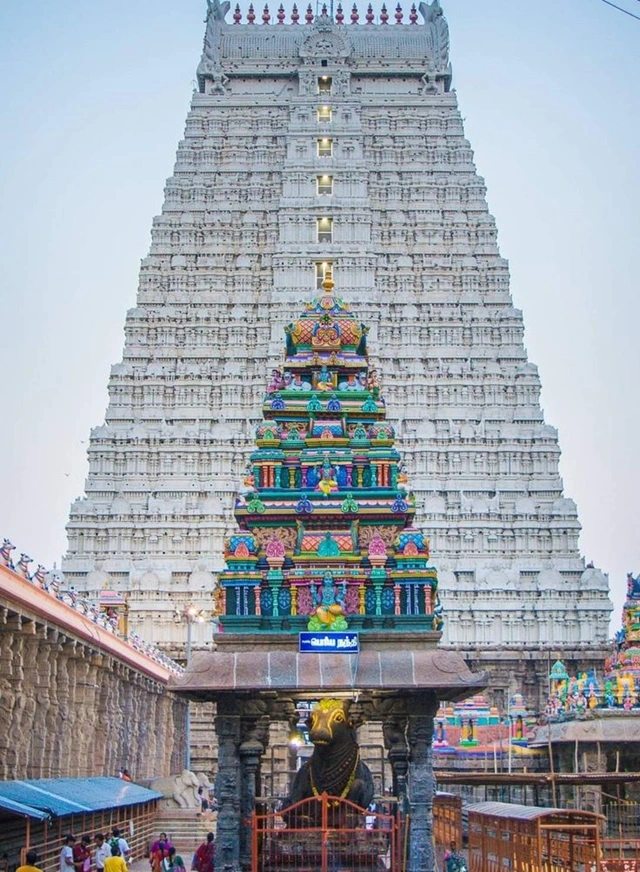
0, 539, 15, 569
283, 698, 374, 825
14, 553, 32, 578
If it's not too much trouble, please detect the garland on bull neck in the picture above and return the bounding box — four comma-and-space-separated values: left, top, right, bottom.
309, 743, 360, 799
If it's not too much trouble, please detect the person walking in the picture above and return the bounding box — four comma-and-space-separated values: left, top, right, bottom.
103, 846, 127, 872
110, 830, 130, 864
17, 850, 43, 872
197, 787, 208, 812
444, 841, 467, 872
73, 836, 92, 872
161, 848, 176, 872
60, 836, 76, 872
95, 835, 111, 872
192, 834, 214, 872
150, 835, 172, 855
149, 840, 168, 872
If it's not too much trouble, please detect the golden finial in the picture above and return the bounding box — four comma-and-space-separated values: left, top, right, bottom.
322, 269, 335, 293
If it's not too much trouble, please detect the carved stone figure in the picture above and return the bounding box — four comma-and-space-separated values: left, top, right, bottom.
627, 572, 640, 600
308, 572, 347, 630
284, 699, 374, 822
420, 0, 450, 69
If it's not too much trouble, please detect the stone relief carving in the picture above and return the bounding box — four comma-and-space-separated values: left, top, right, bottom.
298, 69, 315, 97
299, 28, 351, 62
206, 0, 230, 23
332, 69, 350, 96
420, 68, 438, 95
419, 0, 450, 70
198, 0, 230, 91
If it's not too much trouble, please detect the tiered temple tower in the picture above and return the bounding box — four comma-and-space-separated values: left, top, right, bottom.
63, 0, 611, 706
218, 273, 440, 636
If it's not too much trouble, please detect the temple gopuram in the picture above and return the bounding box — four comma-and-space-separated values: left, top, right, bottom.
173, 278, 485, 872
217, 273, 438, 637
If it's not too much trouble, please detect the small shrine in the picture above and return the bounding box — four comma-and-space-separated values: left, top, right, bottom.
432, 693, 533, 767
172, 277, 486, 872
218, 273, 438, 636
98, 588, 129, 636
543, 572, 640, 718
529, 573, 640, 814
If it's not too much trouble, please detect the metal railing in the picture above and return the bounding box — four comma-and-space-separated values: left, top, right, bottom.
251, 792, 400, 872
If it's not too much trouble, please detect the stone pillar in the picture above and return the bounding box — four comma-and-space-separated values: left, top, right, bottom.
215, 695, 243, 872
239, 700, 270, 871
380, 699, 409, 803
406, 692, 438, 872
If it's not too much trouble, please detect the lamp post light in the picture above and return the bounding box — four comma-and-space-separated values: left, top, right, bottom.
175, 604, 208, 771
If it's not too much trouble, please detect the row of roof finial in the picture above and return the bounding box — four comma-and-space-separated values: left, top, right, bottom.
231, 2, 421, 24
0, 537, 183, 675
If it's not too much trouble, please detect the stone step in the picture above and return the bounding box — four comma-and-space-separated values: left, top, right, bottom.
152, 810, 217, 851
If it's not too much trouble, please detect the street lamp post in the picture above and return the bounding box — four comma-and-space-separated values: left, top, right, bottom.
176, 604, 208, 771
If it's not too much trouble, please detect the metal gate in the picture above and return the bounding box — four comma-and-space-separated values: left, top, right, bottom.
251, 792, 402, 872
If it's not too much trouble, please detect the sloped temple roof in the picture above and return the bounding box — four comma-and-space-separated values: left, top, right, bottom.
0, 777, 162, 820
174, 647, 486, 698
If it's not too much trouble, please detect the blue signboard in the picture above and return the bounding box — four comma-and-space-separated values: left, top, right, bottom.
299, 632, 360, 653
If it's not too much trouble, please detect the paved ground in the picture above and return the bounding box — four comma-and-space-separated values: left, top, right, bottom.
129, 858, 195, 872
129, 852, 197, 872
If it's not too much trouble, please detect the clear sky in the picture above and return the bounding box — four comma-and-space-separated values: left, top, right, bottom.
0, 0, 638, 632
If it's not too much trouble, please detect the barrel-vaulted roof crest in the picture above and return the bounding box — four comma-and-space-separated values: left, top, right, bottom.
198, 0, 452, 88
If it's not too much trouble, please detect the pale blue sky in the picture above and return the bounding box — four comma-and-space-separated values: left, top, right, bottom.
0, 1, 638, 631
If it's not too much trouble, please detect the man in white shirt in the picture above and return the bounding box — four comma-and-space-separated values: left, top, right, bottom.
94, 835, 111, 872
111, 829, 130, 863
59, 836, 75, 872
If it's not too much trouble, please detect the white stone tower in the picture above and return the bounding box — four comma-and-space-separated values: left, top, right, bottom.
63, 0, 611, 706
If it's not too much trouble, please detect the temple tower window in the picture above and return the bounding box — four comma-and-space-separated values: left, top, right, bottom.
317, 137, 333, 158
316, 174, 333, 195
317, 216, 333, 243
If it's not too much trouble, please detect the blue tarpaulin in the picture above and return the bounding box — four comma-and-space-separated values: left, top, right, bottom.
0, 777, 162, 820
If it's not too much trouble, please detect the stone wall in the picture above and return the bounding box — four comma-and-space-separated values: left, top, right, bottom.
0, 604, 187, 780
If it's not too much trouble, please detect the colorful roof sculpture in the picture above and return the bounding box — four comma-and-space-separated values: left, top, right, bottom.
218, 276, 440, 634
543, 572, 640, 718
432, 693, 534, 756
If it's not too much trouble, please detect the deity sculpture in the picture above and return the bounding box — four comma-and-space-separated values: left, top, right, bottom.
338, 373, 360, 391
308, 573, 348, 630
284, 323, 297, 356
290, 372, 312, 391
267, 369, 285, 393
366, 368, 380, 395
316, 457, 339, 497
627, 572, 640, 599
356, 324, 369, 356
316, 365, 333, 391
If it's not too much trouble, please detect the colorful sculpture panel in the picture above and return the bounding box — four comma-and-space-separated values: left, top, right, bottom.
218, 276, 439, 634
544, 572, 640, 716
